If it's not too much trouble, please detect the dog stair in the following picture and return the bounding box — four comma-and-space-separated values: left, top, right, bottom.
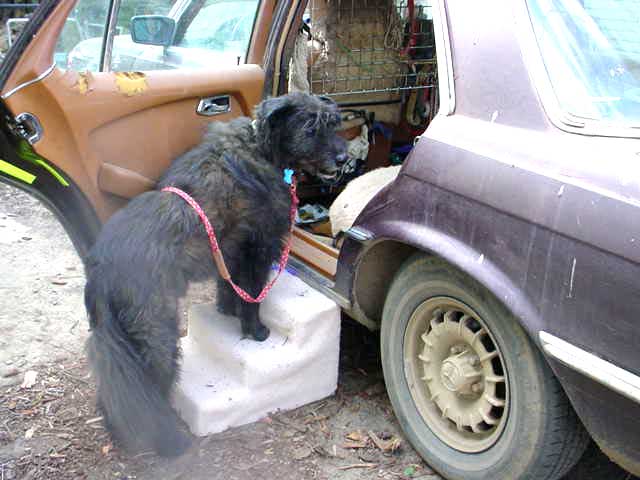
173, 271, 341, 436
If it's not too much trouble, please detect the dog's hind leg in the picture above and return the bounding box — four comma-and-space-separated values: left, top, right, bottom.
139, 294, 182, 395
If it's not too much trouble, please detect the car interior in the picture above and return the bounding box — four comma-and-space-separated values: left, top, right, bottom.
0, 0, 439, 280
275, 0, 439, 277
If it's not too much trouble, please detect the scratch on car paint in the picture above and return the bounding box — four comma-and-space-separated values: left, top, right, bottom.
568, 257, 576, 299
557, 185, 565, 197
490, 111, 498, 123
115, 72, 148, 96
74, 71, 92, 94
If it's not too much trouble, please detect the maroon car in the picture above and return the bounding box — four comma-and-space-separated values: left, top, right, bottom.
0, 0, 638, 478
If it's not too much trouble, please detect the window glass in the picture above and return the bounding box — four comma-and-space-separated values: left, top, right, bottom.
54, 0, 110, 71
527, 0, 640, 125
110, 0, 260, 71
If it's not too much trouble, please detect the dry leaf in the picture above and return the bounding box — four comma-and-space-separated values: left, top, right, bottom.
25, 426, 36, 439
346, 431, 364, 442
101, 443, 112, 455
342, 440, 368, 449
292, 445, 312, 460
20, 370, 38, 389
368, 431, 402, 453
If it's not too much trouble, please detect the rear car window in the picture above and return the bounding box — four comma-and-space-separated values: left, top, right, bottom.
527, 0, 640, 126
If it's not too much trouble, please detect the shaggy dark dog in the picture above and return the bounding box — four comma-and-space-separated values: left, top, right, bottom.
84, 93, 347, 457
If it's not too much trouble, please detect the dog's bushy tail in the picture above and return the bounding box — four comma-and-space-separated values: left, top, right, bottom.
87, 303, 191, 457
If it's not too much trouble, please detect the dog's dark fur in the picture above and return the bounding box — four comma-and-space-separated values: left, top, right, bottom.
84, 93, 346, 457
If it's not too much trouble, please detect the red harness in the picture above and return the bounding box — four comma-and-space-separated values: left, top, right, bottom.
161, 178, 299, 303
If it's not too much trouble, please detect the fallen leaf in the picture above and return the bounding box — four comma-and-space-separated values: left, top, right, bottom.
20, 370, 38, 389
292, 445, 312, 460
101, 443, 112, 455
25, 426, 36, 439
368, 430, 402, 453
342, 440, 368, 449
346, 431, 365, 442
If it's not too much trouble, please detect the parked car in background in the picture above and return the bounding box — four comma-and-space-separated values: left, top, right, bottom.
0, 0, 638, 479
64, 0, 258, 71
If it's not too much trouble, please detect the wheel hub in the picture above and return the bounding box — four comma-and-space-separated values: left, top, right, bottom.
439, 348, 482, 394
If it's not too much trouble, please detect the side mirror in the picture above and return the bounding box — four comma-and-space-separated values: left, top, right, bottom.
130, 15, 175, 47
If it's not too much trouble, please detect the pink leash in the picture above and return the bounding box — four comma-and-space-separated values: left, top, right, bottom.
161, 178, 299, 303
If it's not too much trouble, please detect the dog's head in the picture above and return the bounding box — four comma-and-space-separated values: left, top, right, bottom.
254, 93, 347, 180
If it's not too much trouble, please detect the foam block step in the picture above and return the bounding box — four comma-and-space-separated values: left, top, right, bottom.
173, 271, 341, 436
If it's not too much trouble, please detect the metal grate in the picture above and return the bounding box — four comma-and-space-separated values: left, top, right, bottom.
308, 0, 437, 97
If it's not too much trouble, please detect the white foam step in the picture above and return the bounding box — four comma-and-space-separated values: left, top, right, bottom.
173, 271, 341, 436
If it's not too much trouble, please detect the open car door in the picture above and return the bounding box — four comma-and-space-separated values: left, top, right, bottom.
0, 0, 275, 258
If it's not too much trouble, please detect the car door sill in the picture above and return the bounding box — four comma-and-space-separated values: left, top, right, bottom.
287, 256, 350, 311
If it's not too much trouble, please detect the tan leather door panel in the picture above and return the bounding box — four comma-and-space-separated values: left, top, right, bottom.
2, 1, 266, 222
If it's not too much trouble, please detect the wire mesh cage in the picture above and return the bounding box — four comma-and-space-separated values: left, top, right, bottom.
308, 0, 437, 98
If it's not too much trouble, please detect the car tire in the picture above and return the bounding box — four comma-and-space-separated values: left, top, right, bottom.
381, 254, 589, 480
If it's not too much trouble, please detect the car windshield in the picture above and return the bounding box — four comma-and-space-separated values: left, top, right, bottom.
175, 0, 257, 54
527, 0, 640, 126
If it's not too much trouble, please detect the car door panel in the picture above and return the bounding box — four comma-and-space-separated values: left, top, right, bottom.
1, 0, 267, 222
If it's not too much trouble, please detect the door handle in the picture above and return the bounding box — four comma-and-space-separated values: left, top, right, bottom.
196, 95, 231, 116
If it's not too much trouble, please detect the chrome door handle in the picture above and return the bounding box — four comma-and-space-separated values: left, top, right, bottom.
196, 95, 231, 116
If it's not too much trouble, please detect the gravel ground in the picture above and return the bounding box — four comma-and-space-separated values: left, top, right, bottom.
0, 182, 635, 480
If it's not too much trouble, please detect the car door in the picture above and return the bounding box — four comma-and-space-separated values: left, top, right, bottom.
0, 0, 275, 257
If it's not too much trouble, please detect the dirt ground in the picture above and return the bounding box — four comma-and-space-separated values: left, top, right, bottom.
0, 182, 635, 480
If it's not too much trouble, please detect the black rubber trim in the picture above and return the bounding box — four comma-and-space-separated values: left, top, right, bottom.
261, 0, 293, 97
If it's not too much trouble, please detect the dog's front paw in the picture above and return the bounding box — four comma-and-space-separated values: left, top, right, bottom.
252, 324, 270, 342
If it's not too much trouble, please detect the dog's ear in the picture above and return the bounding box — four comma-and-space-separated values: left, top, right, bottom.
254, 96, 297, 166
255, 96, 295, 127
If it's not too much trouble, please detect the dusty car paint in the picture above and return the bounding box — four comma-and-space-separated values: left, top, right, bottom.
336, 0, 640, 474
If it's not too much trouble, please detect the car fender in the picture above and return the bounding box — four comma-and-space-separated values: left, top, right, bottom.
340, 219, 543, 344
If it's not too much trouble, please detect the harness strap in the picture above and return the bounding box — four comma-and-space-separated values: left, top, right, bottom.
161, 178, 299, 303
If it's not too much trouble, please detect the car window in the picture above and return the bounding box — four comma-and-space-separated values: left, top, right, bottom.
55, 0, 260, 72
109, 0, 175, 71
527, 0, 640, 126
54, 0, 111, 71
110, 0, 259, 71
175, 0, 259, 62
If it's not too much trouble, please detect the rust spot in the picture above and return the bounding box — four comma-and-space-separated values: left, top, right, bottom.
74, 71, 93, 94
114, 72, 148, 96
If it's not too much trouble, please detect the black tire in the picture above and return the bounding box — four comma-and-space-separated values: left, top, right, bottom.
381, 254, 589, 480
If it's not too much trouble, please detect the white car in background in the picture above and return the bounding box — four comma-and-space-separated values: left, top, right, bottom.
65, 0, 257, 71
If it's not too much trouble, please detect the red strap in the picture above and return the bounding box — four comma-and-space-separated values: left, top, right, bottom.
161, 179, 299, 303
